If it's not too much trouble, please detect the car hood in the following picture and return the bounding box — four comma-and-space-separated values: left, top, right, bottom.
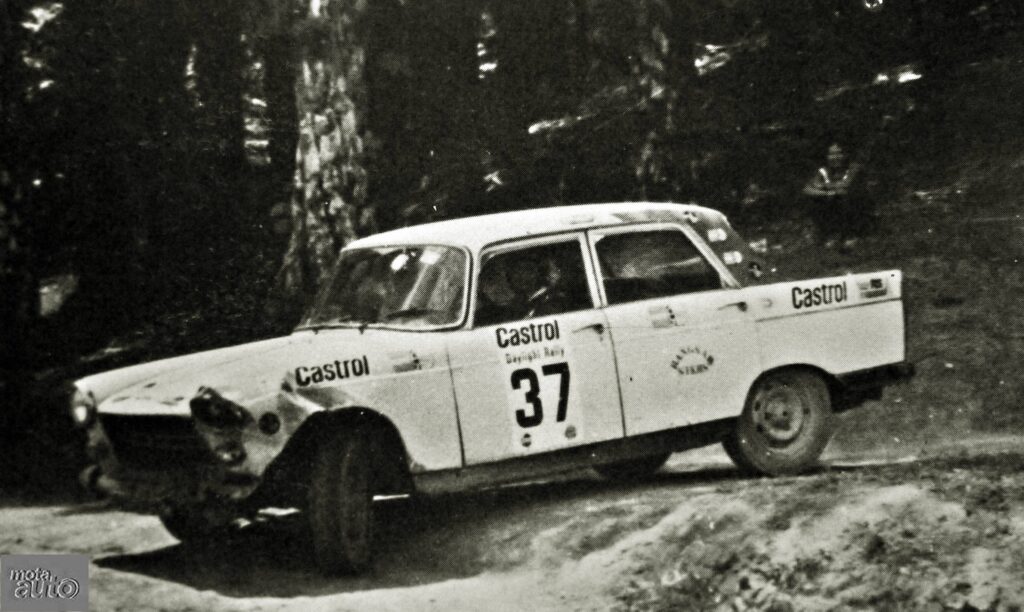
90, 329, 370, 416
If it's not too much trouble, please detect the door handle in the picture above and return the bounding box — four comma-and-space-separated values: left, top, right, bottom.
573, 322, 605, 334
718, 301, 748, 312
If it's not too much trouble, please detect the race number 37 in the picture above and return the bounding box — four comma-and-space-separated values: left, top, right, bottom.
510, 362, 570, 428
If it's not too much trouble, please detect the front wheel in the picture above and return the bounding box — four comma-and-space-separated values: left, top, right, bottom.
308, 425, 375, 574
723, 369, 834, 476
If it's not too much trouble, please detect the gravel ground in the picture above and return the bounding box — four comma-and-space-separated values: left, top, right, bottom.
4, 441, 1024, 612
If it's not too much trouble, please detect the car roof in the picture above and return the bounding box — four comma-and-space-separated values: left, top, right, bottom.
349, 202, 724, 252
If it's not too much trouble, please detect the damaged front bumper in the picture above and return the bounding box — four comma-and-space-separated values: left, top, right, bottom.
80, 463, 260, 507
82, 387, 320, 509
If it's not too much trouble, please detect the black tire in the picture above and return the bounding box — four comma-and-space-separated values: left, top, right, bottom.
724, 369, 834, 476
594, 453, 671, 480
308, 425, 375, 575
159, 505, 233, 543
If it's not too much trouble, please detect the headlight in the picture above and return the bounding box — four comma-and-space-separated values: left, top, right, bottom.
70, 387, 97, 429
190, 387, 250, 429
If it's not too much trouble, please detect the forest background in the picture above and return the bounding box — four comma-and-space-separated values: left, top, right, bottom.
1, 0, 1021, 490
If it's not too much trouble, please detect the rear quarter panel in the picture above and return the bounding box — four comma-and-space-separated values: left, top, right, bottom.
748, 270, 906, 375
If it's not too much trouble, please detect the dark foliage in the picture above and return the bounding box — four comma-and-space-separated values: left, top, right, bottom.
0, 0, 281, 480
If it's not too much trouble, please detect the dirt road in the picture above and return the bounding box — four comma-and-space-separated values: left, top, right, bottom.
4, 444, 1024, 612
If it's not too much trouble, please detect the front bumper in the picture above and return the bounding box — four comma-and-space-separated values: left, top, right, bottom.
81, 461, 263, 508
82, 412, 268, 507
83, 385, 326, 508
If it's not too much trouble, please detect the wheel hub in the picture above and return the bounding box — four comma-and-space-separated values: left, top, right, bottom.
752, 385, 807, 445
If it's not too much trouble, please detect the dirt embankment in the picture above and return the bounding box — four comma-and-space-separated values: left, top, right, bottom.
3, 451, 1024, 612
610, 454, 1024, 611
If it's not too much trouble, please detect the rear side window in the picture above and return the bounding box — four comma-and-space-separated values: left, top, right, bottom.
594, 230, 722, 305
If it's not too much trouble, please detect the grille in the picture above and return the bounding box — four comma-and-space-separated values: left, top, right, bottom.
99, 414, 213, 470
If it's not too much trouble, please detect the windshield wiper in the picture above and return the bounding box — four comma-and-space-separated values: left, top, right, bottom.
302, 314, 362, 331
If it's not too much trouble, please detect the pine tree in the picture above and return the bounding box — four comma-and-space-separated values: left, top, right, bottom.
271, 0, 372, 322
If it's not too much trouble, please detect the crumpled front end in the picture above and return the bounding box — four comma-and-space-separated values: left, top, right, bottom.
83, 385, 339, 508
82, 410, 232, 504
86, 392, 327, 507
76, 345, 372, 507
85, 362, 388, 509
75, 328, 437, 509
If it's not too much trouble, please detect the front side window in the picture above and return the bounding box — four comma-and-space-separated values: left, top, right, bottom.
300, 245, 467, 329
475, 240, 592, 327
594, 229, 722, 305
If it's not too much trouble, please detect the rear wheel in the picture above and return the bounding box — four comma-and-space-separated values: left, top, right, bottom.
308, 425, 375, 574
594, 453, 671, 480
724, 369, 834, 476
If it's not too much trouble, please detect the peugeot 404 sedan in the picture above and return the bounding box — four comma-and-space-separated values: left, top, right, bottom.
71, 202, 912, 573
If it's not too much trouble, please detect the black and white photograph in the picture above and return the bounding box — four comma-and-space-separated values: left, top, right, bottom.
1, 1, 1023, 610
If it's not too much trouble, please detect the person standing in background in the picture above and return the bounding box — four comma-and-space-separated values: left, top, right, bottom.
803, 143, 869, 249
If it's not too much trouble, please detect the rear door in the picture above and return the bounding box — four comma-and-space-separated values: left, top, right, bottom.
589, 223, 761, 435
447, 233, 624, 465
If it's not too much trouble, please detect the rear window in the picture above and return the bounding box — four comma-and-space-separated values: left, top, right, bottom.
612, 207, 768, 286
594, 230, 722, 305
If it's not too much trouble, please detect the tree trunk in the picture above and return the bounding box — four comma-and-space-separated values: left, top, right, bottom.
270, 0, 372, 323
263, 31, 299, 198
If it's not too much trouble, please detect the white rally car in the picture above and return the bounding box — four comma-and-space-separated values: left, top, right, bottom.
71, 202, 912, 573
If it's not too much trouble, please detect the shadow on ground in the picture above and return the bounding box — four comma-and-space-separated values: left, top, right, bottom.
93, 466, 744, 598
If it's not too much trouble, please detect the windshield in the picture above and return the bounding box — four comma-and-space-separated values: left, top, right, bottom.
300, 245, 468, 330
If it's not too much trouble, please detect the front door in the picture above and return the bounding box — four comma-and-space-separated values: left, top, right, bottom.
589, 224, 761, 436
448, 234, 624, 465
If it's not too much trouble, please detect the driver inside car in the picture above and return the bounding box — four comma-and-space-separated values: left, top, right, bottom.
477, 248, 582, 326
475, 260, 518, 326
522, 256, 575, 318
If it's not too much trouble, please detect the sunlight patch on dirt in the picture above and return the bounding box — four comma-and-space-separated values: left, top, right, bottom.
608, 481, 1024, 611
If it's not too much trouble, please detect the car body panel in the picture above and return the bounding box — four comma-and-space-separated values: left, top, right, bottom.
77, 335, 299, 406
748, 271, 906, 374
448, 310, 622, 464
603, 288, 762, 435
281, 330, 462, 473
